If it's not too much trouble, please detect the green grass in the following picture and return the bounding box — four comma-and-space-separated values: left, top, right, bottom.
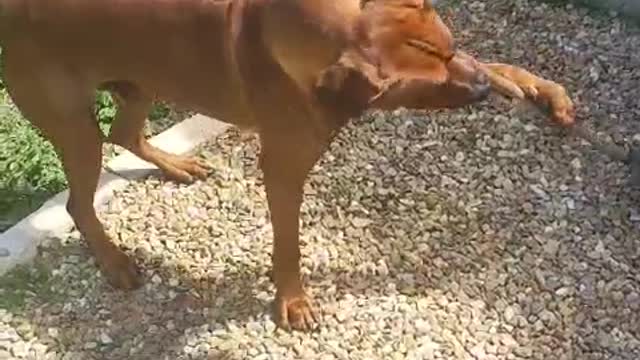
0, 93, 67, 230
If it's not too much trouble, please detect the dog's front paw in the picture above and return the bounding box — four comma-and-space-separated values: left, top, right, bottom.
274, 290, 319, 332
162, 155, 210, 184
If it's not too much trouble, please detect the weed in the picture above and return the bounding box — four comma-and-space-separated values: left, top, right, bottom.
95, 90, 170, 134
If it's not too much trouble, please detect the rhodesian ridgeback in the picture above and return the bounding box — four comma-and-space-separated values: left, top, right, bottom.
0, 0, 574, 330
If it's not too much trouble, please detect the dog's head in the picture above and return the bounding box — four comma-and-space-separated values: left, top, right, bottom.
358, 0, 455, 81
315, 0, 490, 114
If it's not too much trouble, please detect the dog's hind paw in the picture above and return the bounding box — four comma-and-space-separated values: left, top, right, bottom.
91, 240, 142, 290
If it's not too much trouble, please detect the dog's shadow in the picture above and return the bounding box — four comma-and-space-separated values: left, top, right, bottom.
27, 235, 509, 360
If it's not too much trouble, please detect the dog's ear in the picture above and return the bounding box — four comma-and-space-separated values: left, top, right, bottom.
314, 51, 385, 118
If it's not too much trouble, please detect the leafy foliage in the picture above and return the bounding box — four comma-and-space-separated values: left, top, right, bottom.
0, 100, 67, 230
95, 90, 170, 135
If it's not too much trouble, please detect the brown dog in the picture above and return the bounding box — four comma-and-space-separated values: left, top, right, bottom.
0, 0, 573, 330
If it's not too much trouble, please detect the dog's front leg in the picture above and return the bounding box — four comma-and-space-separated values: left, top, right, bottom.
259, 126, 333, 331
477, 60, 576, 127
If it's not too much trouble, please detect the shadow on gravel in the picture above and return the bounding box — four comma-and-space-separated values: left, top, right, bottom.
11, 146, 640, 360
13, 110, 640, 360
14, 247, 260, 359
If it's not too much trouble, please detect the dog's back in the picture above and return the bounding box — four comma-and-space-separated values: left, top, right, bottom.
0, 0, 254, 123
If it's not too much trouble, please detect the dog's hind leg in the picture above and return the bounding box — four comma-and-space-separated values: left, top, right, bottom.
2, 60, 142, 289
106, 83, 209, 183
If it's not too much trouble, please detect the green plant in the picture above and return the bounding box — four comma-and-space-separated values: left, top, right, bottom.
95, 90, 117, 135
0, 104, 66, 193
0, 98, 67, 230
95, 90, 170, 136
149, 101, 171, 121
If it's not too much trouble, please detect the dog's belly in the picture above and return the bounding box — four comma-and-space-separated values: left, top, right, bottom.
132, 57, 254, 128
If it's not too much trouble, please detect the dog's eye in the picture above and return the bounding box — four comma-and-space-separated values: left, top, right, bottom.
406, 39, 453, 62
406, 39, 437, 54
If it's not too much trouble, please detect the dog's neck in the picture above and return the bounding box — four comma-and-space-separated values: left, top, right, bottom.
259, 0, 364, 89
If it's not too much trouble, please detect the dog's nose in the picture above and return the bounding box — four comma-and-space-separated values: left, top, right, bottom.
472, 71, 491, 101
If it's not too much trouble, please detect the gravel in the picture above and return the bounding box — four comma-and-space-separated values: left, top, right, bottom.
2, 0, 640, 359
